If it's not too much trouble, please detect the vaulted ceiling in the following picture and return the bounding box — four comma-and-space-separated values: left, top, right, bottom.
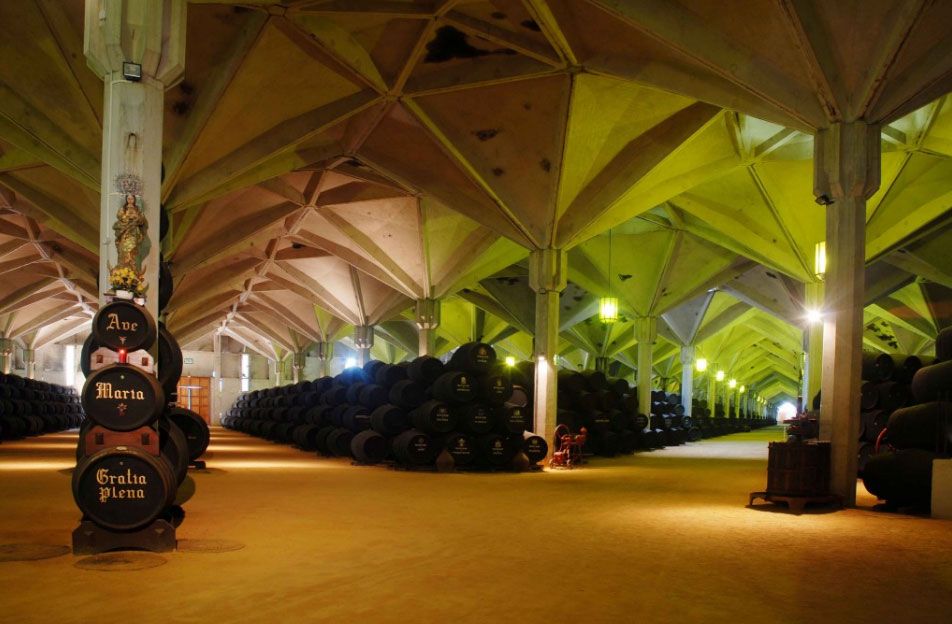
1, 0, 951, 403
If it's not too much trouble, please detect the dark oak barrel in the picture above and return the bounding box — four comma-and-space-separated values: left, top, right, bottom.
91, 300, 157, 352
477, 373, 513, 406
886, 402, 952, 452
862, 352, 894, 382
431, 371, 477, 404
862, 449, 935, 508
370, 404, 409, 436
478, 433, 517, 466
392, 429, 437, 466
326, 428, 354, 457
407, 356, 445, 384
164, 407, 210, 461
157, 324, 183, 401
388, 379, 427, 409
449, 342, 496, 374
443, 432, 476, 466
495, 405, 530, 435
82, 363, 165, 431
72, 445, 175, 531
521, 432, 548, 464
452, 402, 496, 435
911, 360, 952, 403
351, 430, 389, 464
937, 327, 952, 361
411, 400, 457, 434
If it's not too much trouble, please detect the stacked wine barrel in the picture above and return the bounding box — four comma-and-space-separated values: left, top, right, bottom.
223, 342, 548, 471
689, 399, 774, 439
556, 373, 773, 457
862, 328, 952, 509
856, 350, 933, 476
0, 373, 84, 440
73, 299, 195, 534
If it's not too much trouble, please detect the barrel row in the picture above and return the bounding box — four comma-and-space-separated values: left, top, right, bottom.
0, 372, 84, 440
225, 344, 546, 471
556, 372, 774, 458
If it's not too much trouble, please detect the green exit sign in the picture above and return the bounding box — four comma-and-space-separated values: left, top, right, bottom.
184, 357, 194, 364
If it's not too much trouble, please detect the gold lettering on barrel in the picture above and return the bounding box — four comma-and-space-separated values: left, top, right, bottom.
105, 312, 138, 333
95, 467, 147, 503
95, 382, 145, 401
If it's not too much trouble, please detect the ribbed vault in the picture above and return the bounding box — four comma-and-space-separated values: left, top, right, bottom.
1, 0, 951, 403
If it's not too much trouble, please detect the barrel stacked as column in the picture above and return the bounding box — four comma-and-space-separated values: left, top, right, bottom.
0, 374, 83, 440
223, 342, 548, 470
73, 299, 194, 543
862, 328, 952, 509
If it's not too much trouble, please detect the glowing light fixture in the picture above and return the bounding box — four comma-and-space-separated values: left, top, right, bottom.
599, 227, 619, 323
345, 357, 357, 369
599, 297, 619, 323
806, 308, 823, 324
715, 370, 725, 382
739, 385, 746, 393
728, 378, 737, 389
814, 241, 826, 279
695, 358, 708, 372
505, 356, 516, 367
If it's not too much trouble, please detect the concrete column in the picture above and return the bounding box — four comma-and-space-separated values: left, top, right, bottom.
291, 352, 304, 384
815, 121, 880, 506
415, 299, 440, 356
85, 0, 186, 325
803, 281, 825, 411
354, 325, 374, 366
0, 338, 13, 375
680, 346, 695, 416
271, 359, 282, 387
594, 356, 609, 373
23, 349, 36, 379
529, 248, 566, 453
315, 341, 333, 378
708, 365, 717, 417
635, 316, 657, 419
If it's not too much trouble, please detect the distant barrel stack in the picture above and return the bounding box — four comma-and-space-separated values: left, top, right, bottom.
223, 343, 775, 469
223, 343, 546, 471
556, 370, 773, 457
0, 373, 84, 440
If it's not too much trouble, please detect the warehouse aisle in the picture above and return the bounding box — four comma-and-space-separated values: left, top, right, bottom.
0, 428, 950, 624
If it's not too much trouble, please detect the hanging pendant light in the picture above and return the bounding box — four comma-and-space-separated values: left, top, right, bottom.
599, 228, 619, 323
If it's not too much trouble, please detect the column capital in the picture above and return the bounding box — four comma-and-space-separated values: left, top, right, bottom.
814, 122, 881, 202
354, 325, 374, 350
528, 248, 567, 293
415, 298, 441, 330
679, 345, 695, 365
85, 0, 186, 87
634, 315, 657, 345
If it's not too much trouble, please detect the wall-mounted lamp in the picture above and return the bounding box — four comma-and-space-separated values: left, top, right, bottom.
695, 358, 708, 372
715, 370, 725, 382
728, 378, 737, 389
505, 356, 516, 367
